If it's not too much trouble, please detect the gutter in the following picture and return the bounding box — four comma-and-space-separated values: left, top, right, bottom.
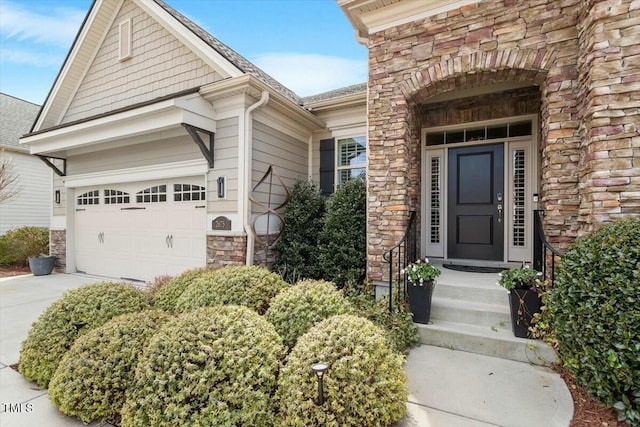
243, 90, 269, 265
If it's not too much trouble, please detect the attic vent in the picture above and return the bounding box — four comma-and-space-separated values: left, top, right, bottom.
119, 18, 132, 61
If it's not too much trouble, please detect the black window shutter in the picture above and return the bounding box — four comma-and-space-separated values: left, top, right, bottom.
319, 138, 335, 196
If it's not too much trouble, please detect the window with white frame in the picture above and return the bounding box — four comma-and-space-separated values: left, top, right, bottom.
337, 136, 366, 184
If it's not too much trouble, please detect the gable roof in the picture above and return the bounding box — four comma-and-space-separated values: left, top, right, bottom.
302, 82, 367, 105
32, 0, 302, 133
154, 0, 301, 104
0, 93, 40, 151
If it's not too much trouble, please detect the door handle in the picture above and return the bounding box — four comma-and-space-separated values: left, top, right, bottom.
497, 204, 503, 223
165, 234, 170, 248
169, 235, 173, 248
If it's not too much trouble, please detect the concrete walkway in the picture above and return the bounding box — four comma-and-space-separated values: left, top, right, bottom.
0, 273, 573, 427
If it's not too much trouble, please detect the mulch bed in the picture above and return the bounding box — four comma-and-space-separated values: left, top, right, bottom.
0, 265, 31, 278
560, 368, 627, 427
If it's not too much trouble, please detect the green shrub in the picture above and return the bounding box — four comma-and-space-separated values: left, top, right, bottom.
19, 282, 151, 388
153, 268, 215, 311
346, 285, 419, 355
277, 314, 407, 426
265, 280, 352, 349
175, 265, 287, 314
319, 179, 367, 288
0, 226, 49, 266
549, 217, 640, 425
48, 310, 171, 424
273, 180, 326, 283
121, 306, 285, 427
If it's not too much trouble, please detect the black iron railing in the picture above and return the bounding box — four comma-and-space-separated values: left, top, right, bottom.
382, 211, 417, 312
533, 209, 562, 284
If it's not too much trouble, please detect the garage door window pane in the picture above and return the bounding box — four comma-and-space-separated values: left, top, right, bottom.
136, 185, 167, 203
174, 184, 206, 202
105, 189, 130, 204
78, 190, 99, 205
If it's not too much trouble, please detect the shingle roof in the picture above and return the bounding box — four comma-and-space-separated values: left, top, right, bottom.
153, 0, 302, 104
0, 93, 40, 149
302, 82, 367, 105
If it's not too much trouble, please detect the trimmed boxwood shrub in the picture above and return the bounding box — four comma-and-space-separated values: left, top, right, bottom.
175, 265, 287, 314
273, 180, 326, 283
48, 310, 171, 424
153, 268, 215, 312
0, 226, 49, 266
121, 305, 285, 427
550, 217, 640, 425
346, 287, 419, 355
276, 314, 408, 426
19, 282, 151, 388
265, 279, 353, 348
319, 179, 367, 288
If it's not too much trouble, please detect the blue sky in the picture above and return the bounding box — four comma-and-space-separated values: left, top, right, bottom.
0, 0, 368, 105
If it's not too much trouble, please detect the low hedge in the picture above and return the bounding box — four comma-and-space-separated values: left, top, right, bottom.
18, 282, 151, 388
153, 268, 215, 312
174, 265, 287, 314
48, 310, 171, 424
0, 226, 49, 266
276, 314, 408, 426
550, 217, 640, 425
265, 279, 353, 348
121, 305, 285, 427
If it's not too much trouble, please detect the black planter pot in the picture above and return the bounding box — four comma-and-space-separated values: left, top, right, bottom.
28, 256, 56, 276
508, 288, 541, 338
407, 281, 434, 324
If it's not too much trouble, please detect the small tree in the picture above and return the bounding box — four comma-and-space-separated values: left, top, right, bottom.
319, 179, 366, 288
273, 180, 326, 283
0, 150, 20, 204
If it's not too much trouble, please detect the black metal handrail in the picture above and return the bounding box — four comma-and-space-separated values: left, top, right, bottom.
533, 209, 562, 284
382, 211, 417, 312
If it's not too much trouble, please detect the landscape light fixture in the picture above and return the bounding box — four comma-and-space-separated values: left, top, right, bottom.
311, 363, 329, 406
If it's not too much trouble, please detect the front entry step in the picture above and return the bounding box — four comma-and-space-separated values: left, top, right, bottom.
415, 267, 557, 366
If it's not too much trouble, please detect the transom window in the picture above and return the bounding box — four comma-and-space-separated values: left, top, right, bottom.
426, 120, 532, 146
104, 189, 130, 204
174, 184, 205, 202
77, 190, 99, 205
337, 136, 366, 184
136, 185, 167, 203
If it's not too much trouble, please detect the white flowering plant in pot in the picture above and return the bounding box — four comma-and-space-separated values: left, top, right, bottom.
497, 263, 544, 292
401, 258, 441, 286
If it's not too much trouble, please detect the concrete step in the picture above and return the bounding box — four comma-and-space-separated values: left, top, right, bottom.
417, 320, 557, 366
430, 296, 511, 328
433, 280, 507, 306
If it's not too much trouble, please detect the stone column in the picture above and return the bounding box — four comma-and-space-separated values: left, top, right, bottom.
577, 0, 640, 231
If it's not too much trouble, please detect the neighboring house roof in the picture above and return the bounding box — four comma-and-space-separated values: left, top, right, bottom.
153, 0, 301, 105
0, 93, 40, 151
302, 82, 367, 105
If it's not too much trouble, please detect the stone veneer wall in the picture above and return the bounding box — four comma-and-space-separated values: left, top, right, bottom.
206, 235, 247, 268
576, 0, 640, 228
50, 230, 66, 272
366, 0, 639, 282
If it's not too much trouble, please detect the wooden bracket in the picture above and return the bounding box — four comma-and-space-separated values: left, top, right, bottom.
182, 123, 214, 168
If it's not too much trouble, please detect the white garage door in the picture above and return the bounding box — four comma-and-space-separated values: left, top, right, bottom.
74, 177, 206, 282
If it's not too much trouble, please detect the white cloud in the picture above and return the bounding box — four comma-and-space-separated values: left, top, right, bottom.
252, 53, 367, 97
0, 48, 62, 67
0, 1, 85, 48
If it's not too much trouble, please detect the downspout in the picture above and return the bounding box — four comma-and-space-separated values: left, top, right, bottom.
243, 90, 269, 265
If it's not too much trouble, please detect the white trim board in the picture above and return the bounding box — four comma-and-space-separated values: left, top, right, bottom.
63, 159, 208, 188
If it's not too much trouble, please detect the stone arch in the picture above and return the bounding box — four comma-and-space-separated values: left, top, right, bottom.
400, 48, 556, 105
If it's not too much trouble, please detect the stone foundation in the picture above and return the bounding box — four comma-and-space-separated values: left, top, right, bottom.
206, 234, 247, 268
50, 229, 66, 272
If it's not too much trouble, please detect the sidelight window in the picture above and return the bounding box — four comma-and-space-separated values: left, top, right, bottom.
512, 149, 526, 247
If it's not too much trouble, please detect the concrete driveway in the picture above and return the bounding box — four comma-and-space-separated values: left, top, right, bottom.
0, 273, 109, 427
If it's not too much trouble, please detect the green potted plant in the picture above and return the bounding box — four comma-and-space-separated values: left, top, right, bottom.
28, 254, 56, 276
401, 258, 441, 324
497, 264, 545, 338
